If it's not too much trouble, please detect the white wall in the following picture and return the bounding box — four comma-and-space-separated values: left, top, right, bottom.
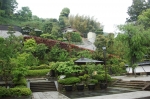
87, 32, 96, 43
126, 66, 150, 73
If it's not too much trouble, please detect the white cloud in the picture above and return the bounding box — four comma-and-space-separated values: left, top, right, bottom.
16, 0, 132, 33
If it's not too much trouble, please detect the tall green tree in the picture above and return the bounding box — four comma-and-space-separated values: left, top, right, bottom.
138, 8, 150, 29
0, 0, 18, 17
127, 0, 150, 22
69, 15, 103, 37
118, 24, 146, 74
59, 7, 70, 29
17, 6, 32, 21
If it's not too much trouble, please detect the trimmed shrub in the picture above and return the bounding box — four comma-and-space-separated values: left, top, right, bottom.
13, 77, 27, 86
29, 65, 51, 70
93, 74, 112, 82
26, 69, 50, 77
0, 87, 10, 98
58, 77, 80, 85
87, 79, 98, 84
93, 74, 104, 81
9, 88, 32, 97
0, 87, 31, 97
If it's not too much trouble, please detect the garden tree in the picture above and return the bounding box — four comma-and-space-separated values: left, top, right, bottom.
0, 0, 18, 17
69, 15, 103, 37
17, 6, 32, 21
10, 52, 30, 82
21, 20, 43, 30
106, 33, 115, 54
40, 33, 55, 39
113, 33, 126, 59
43, 22, 53, 33
51, 25, 62, 39
48, 44, 69, 62
42, 18, 62, 39
138, 8, 150, 29
29, 28, 36, 36
59, 7, 70, 29
23, 38, 49, 65
95, 29, 103, 35
77, 50, 92, 58
118, 24, 147, 74
32, 15, 40, 21
23, 38, 37, 53
7, 25, 15, 35
127, 0, 150, 22
93, 35, 108, 60
0, 35, 23, 87
63, 32, 82, 43
34, 43, 48, 64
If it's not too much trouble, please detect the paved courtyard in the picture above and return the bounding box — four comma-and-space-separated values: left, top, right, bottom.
32, 75, 150, 99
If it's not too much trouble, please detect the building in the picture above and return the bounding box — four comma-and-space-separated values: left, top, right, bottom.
125, 61, 150, 75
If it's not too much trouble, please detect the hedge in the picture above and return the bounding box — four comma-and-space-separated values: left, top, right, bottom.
29, 65, 51, 70
26, 69, 50, 77
0, 87, 31, 97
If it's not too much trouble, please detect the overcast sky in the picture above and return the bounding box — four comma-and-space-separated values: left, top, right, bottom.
16, 0, 132, 33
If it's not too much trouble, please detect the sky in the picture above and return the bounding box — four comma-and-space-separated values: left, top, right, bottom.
16, 0, 132, 33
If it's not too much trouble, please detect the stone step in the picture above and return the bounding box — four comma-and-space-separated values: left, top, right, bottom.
113, 85, 143, 89
113, 80, 146, 90
30, 81, 57, 92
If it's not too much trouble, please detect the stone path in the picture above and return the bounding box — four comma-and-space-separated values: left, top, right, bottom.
32, 91, 69, 99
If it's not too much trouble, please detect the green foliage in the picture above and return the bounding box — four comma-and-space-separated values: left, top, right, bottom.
79, 74, 90, 81
64, 32, 82, 42
23, 39, 37, 52
0, 0, 18, 17
26, 69, 50, 77
127, 0, 150, 22
13, 77, 27, 86
0, 36, 23, 86
69, 15, 102, 37
0, 87, 31, 97
77, 50, 92, 58
11, 52, 29, 79
49, 44, 69, 61
138, 8, 150, 29
17, 6, 32, 21
29, 64, 50, 70
118, 24, 146, 73
93, 74, 104, 81
58, 77, 80, 85
40, 33, 55, 39
86, 64, 104, 76
0, 87, 10, 97
87, 79, 98, 84
9, 88, 31, 97
93, 74, 111, 82
59, 7, 70, 28
50, 62, 59, 70
56, 61, 83, 76
14, 85, 27, 88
